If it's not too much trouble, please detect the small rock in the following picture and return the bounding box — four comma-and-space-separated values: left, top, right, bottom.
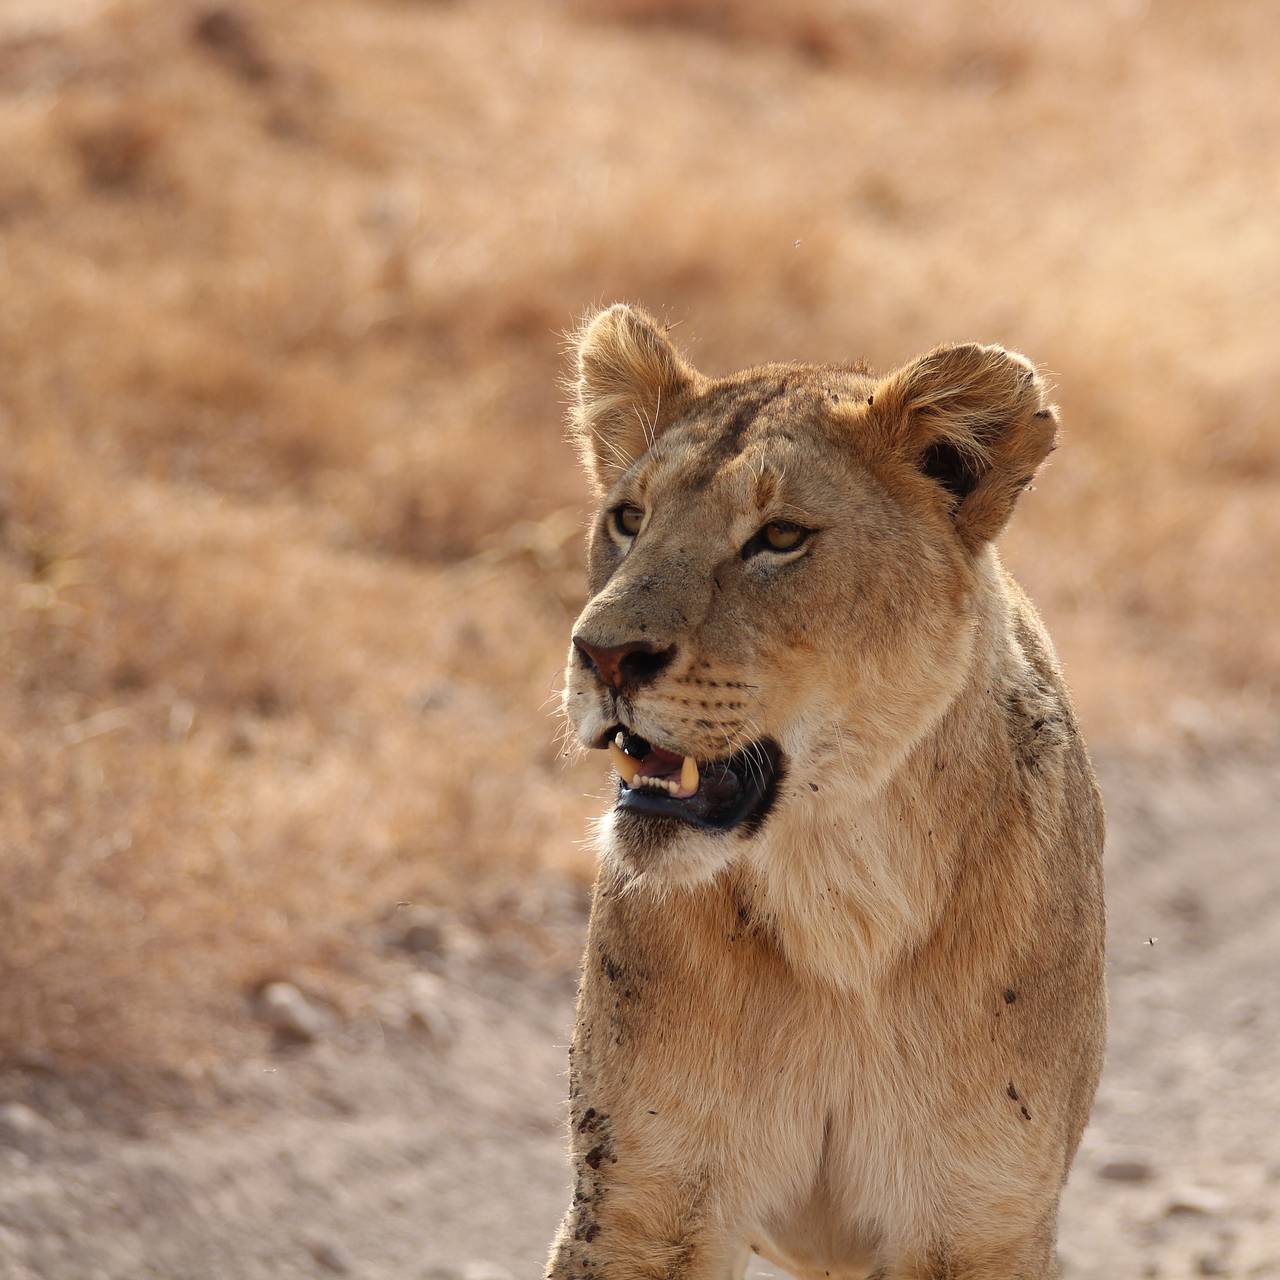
387, 906, 448, 960
0, 1103, 53, 1146
1165, 1186, 1229, 1218
1196, 1256, 1229, 1277
1098, 1158, 1156, 1185
307, 1239, 353, 1275
14, 1048, 58, 1074
255, 982, 331, 1043
405, 973, 455, 1045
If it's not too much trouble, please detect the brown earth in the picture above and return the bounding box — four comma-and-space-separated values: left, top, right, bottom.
0, 0, 1277, 1277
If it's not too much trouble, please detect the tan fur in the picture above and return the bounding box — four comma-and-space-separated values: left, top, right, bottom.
547, 306, 1106, 1279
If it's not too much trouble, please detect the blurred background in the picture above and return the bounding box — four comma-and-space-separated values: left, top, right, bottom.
0, 1, 1276, 1276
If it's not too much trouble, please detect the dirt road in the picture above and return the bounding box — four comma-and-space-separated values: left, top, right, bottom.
1, 749, 1277, 1280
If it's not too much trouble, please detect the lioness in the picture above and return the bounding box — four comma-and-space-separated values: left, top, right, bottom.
547, 305, 1106, 1279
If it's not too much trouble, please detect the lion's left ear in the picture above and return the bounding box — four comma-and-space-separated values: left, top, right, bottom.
569, 303, 700, 496
867, 343, 1058, 547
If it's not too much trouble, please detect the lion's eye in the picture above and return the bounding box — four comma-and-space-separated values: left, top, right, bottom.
762, 522, 806, 551
613, 504, 645, 538
742, 520, 810, 559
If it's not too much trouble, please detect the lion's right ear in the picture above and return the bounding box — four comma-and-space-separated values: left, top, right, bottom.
867, 342, 1058, 549
568, 304, 698, 495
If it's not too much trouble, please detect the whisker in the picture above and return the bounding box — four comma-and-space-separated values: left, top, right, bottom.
591, 426, 635, 474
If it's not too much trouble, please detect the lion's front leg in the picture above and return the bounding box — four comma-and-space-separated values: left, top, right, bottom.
544, 917, 757, 1280
546, 1180, 745, 1280
544, 1076, 747, 1280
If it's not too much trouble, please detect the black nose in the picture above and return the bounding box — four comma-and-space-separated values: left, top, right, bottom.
573, 637, 676, 692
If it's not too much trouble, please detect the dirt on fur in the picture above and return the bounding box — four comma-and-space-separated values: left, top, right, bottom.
1, 750, 1277, 1280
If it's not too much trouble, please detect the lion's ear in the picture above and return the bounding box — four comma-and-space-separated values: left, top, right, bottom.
569, 304, 698, 495
868, 343, 1058, 547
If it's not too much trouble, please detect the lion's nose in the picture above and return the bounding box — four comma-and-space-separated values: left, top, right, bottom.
572, 636, 676, 692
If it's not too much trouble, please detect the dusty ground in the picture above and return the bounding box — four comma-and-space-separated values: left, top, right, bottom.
2, 749, 1278, 1280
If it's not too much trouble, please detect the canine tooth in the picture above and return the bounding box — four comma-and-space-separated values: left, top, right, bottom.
609, 741, 639, 785
679, 755, 699, 796
615, 730, 625, 749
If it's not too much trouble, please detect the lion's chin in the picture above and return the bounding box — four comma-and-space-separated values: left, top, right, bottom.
594, 809, 744, 891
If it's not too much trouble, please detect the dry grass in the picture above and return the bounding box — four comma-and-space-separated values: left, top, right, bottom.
0, 0, 1276, 1070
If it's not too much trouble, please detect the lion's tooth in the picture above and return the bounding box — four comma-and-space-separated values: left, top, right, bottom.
614, 730, 624, 749
679, 755, 699, 796
609, 741, 639, 785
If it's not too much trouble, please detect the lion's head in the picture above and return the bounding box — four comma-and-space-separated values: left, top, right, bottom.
562, 304, 1057, 887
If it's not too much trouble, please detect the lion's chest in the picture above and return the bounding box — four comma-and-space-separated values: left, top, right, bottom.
733, 999, 1036, 1265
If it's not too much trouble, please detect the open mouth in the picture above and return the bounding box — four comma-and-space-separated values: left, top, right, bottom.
604, 727, 783, 832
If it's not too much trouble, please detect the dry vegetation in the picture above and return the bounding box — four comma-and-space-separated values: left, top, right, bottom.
0, 0, 1276, 1072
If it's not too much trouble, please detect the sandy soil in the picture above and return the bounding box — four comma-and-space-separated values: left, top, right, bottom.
1, 748, 1276, 1280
